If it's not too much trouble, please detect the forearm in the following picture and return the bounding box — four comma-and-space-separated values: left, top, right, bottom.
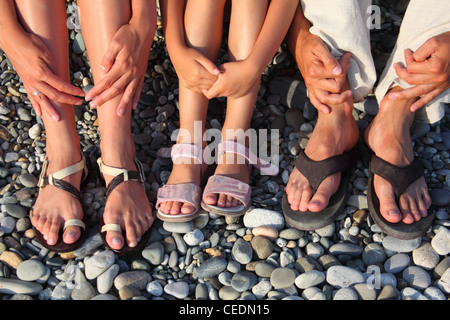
0, 0, 26, 51
130, 0, 157, 37
159, 0, 187, 53
247, 0, 300, 74
286, 2, 311, 53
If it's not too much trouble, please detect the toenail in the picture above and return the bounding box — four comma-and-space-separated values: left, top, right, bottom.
387, 210, 401, 217
112, 238, 122, 245
129, 242, 137, 247
48, 239, 56, 245
66, 231, 76, 238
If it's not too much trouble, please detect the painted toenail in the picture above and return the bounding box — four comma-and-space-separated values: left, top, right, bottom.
48, 239, 56, 245
387, 210, 401, 217
66, 231, 76, 238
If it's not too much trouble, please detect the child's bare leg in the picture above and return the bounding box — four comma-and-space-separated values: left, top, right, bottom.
159, 0, 226, 216
15, 0, 84, 246
77, 0, 152, 250
203, 0, 268, 208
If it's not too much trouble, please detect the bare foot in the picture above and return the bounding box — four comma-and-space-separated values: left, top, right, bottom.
202, 151, 250, 208
364, 87, 431, 225
32, 154, 84, 246
286, 92, 359, 212
100, 149, 153, 251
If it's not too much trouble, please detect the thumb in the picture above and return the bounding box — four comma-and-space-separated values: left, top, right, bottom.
196, 55, 220, 76
315, 43, 342, 75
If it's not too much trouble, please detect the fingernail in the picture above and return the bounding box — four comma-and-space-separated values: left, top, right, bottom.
52, 115, 60, 122
118, 108, 125, 116
101, 66, 108, 73
389, 93, 398, 100
410, 104, 418, 112
213, 68, 220, 75
90, 102, 98, 109
332, 66, 342, 75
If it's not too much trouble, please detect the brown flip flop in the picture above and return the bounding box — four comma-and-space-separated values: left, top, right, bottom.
367, 154, 435, 240
282, 149, 357, 230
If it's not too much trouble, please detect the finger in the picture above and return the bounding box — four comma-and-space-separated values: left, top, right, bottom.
196, 55, 220, 76
117, 79, 138, 117
203, 81, 224, 99
309, 91, 331, 114
395, 63, 439, 85
36, 94, 60, 122
412, 40, 437, 62
86, 65, 125, 102
90, 75, 130, 108
25, 84, 42, 117
389, 84, 435, 101
403, 49, 434, 75
34, 81, 84, 106
314, 42, 343, 75
410, 88, 444, 112
41, 66, 85, 97
132, 77, 144, 110
101, 39, 122, 73
315, 89, 352, 106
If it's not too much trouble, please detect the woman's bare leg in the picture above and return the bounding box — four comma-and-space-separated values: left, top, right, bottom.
159, 0, 226, 216
77, 0, 153, 250
15, 0, 84, 246
203, 0, 268, 208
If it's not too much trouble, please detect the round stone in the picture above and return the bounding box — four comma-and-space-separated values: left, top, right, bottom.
270, 267, 296, 289
402, 266, 431, 290
16, 260, 47, 281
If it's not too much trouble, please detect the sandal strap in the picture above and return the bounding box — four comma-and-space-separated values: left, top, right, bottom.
295, 149, 357, 192
100, 223, 121, 233
156, 183, 201, 211
218, 140, 279, 176
202, 175, 251, 207
37, 156, 87, 202
171, 143, 202, 164
97, 157, 145, 198
63, 219, 86, 231
369, 154, 424, 197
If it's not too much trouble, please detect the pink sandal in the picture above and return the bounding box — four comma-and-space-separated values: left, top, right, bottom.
201, 141, 279, 217
156, 144, 213, 222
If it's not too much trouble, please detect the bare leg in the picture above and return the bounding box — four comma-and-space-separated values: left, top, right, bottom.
203, 0, 268, 208
365, 87, 431, 224
77, 0, 153, 250
285, 79, 359, 212
15, 0, 84, 246
159, 0, 226, 216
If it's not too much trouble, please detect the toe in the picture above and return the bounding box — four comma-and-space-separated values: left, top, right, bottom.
63, 225, 81, 244
180, 202, 195, 215
217, 193, 227, 207
47, 218, 60, 246
170, 201, 182, 215
203, 193, 218, 206
375, 176, 403, 223
106, 230, 124, 250
308, 175, 338, 212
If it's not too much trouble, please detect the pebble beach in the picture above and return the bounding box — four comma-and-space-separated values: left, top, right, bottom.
0, 0, 449, 303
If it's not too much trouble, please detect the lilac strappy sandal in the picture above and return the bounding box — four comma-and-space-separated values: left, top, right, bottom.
201, 140, 279, 217
156, 144, 211, 222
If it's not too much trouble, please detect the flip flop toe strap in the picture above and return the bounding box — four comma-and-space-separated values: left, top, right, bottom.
63, 219, 86, 231
295, 149, 357, 192
369, 155, 424, 197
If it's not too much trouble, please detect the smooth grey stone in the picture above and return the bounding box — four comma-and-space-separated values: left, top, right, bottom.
183, 229, 204, 246
163, 221, 194, 233
231, 238, 253, 264
3, 204, 27, 218
294, 270, 325, 289
255, 262, 275, 278
114, 271, 151, 291
362, 243, 386, 265
382, 236, 421, 253
196, 257, 227, 278
16, 260, 47, 281
252, 279, 272, 299
333, 287, 359, 300
231, 271, 258, 292
0, 278, 43, 295
243, 208, 285, 231
326, 266, 365, 288
412, 243, 440, 270
164, 281, 189, 299
270, 267, 296, 289
431, 227, 450, 255
85, 250, 115, 280
402, 266, 431, 290
377, 285, 399, 300
218, 286, 240, 300
146, 280, 163, 296
142, 241, 165, 265
97, 264, 120, 294
71, 281, 96, 300
329, 243, 363, 258
384, 253, 410, 274
17, 173, 38, 188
